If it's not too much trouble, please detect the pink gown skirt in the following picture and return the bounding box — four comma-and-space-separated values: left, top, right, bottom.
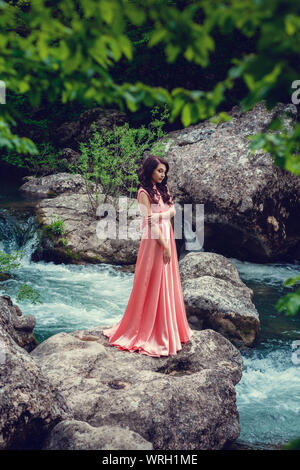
102, 187, 193, 357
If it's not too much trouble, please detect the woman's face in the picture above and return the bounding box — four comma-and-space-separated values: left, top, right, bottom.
152, 163, 167, 185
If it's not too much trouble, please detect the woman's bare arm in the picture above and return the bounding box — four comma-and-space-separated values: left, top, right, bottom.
138, 192, 169, 249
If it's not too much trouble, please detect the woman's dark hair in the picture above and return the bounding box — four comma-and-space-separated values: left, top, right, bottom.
137, 154, 172, 206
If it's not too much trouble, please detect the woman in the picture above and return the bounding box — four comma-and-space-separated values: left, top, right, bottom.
102, 155, 193, 357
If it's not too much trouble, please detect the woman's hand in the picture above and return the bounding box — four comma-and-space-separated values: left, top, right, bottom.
163, 244, 171, 264
147, 212, 161, 224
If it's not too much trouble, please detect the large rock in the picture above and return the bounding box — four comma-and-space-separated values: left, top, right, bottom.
53, 107, 128, 149
179, 252, 260, 347
21, 172, 182, 267
19, 172, 94, 199
42, 419, 153, 450
30, 326, 243, 450
165, 101, 300, 262
0, 296, 72, 449
0, 295, 37, 352
31, 191, 142, 265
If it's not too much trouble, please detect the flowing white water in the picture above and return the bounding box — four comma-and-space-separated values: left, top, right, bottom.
229, 257, 300, 447
2, 256, 134, 342
236, 346, 300, 445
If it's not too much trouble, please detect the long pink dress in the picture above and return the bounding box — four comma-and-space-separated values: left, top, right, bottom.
101, 187, 193, 357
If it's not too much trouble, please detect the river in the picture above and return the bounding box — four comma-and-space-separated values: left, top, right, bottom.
0, 175, 299, 450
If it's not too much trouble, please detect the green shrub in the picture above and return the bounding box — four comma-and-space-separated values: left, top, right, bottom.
16, 283, 42, 305
44, 217, 66, 236
0, 250, 23, 273
0, 249, 42, 304
69, 104, 171, 215
1, 141, 65, 175
58, 237, 67, 246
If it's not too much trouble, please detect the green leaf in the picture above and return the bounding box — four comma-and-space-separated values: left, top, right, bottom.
285, 16, 296, 35
99, 1, 114, 24
165, 43, 181, 63
184, 45, 194, 61
181, 103, 192, 127
283, 276, 300, 287
148, 29, 167, 47
110, 37, 122, 61
125, 6, 146, 26
19, 80, 30, 93
119, 35, 133, 60
170, 96, 185, 121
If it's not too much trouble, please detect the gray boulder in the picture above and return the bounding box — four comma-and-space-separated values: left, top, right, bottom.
0, 295, 37, 352
165, 101, 300, 262
54, 107, 128, 148
179, 252, 260, 347
32, 191, 141, 265
42, 419, 153, 450
0, 296, 72, 449
30, 326, 243, 450
19, 172, 94, 199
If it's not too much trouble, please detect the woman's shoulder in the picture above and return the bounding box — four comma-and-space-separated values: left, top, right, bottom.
138, 187, 153, 195
137, 187, 151, 202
